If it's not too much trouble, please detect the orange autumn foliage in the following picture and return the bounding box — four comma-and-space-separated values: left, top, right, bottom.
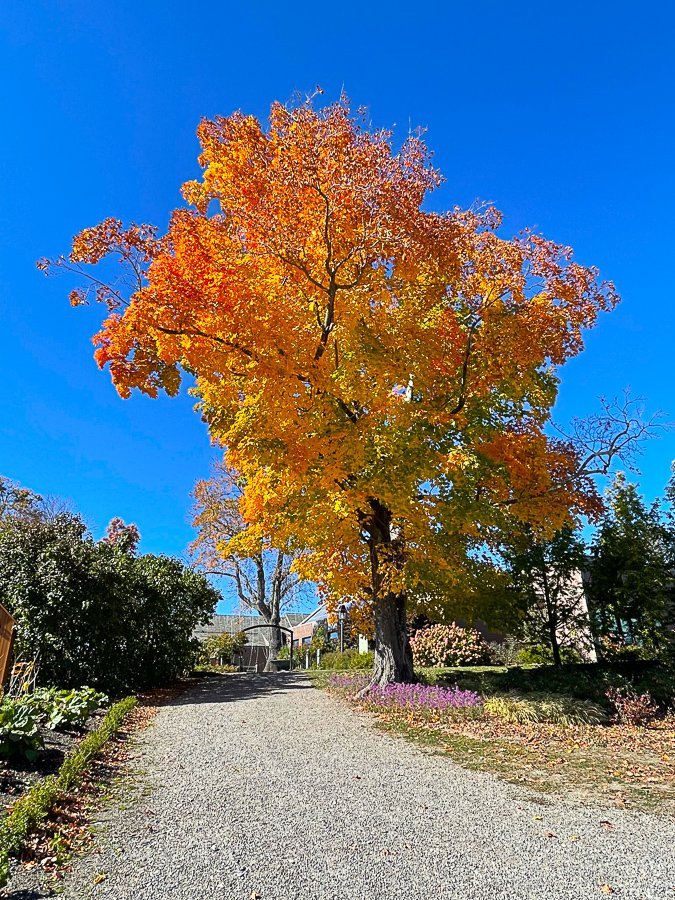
46, 96, 618, 625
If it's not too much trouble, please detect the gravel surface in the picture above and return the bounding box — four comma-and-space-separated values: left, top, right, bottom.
9, 674, 675, 899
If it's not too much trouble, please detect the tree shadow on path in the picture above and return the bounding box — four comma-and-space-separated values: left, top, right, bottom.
171, 673, 314, 707
5, 892, 44, 899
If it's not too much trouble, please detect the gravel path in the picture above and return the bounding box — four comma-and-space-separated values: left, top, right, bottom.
11, 674, 675, 900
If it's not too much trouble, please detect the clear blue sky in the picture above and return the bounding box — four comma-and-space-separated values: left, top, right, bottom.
1, 1, 674, 610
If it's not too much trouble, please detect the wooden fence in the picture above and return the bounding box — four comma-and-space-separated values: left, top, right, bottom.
0, 604, 15, 687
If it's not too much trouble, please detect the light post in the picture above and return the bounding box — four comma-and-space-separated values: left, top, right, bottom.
338, 603, 347, 654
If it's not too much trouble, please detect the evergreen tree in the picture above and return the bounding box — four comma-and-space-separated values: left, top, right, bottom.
502, 526, 592, 667
586, 473, 672, 657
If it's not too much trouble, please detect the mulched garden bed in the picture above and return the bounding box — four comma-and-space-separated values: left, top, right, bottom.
0, 679, 197, 895
0, 711, 105, 812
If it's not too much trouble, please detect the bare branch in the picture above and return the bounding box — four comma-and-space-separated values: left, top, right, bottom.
555, 392, 670, 477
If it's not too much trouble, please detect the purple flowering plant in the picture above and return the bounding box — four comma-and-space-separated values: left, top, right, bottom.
327, 673, 483, 721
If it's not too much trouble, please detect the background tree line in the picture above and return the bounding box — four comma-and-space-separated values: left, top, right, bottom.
499, 468, 675, 667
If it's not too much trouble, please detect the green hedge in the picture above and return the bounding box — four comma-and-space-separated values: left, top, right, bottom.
320, 650, 374, 670
0, 695, 137, 886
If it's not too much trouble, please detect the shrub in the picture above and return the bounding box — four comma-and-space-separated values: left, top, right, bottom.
199, 631, 246, 665
193, 662, 239, 674
0, 514, 218, 695
320, 650, 374, 670
514, 643, 583, 666
487, 637, 523, 667
484, 693, 608, 726
605, 686, 659, 725
410, 624, 491, 668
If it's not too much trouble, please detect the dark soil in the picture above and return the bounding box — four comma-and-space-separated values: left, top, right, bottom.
0, 713, 105, 814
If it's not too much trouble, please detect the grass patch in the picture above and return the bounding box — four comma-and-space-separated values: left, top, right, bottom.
317, 672, 675, 815
0, 696, 137, 887
370, 705, 675, 813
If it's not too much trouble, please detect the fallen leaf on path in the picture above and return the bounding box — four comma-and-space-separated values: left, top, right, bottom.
599, 884, 614, 894
93, 872, 108, 885
544, 831, 556, 838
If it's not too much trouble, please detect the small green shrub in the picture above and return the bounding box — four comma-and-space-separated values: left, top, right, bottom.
29, 687, 108, 730
199, 631, 247, 665
514, 644, 583, 666
411, 624, 491, 668
484, 693, 609, 726
487, 638, 523, 667
598, 634, 655, 663
0, 699, 44, 761
320, 650, 374, 670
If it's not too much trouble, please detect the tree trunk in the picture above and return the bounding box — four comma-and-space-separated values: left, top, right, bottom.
264, 625, 282, 672
371, 591, 415, 685
357, 497, 415, 689
541, 566, 562, 668
549, 626, 562, 667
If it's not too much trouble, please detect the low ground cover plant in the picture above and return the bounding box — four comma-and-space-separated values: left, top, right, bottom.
327, 674, 483, 721
28, 687, 108, 730
0, 699, 43, 761
0, 687, 109, 762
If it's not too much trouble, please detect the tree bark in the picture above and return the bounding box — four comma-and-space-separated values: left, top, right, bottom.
262, 549, 284, 672
357, 497, 416, 689
541, 566, 562, 668
372, 591, 415, 685
264, 625, 282, 672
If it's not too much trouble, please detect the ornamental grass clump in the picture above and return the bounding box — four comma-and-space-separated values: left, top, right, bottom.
410, 623, 491, 668
484, 693, 609, 726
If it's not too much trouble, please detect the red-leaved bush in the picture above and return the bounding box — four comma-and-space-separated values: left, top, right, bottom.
605, 686, 658, 726
410, 623, 491, 668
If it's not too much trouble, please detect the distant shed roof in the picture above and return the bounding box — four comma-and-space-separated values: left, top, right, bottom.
194, 613, 307, 645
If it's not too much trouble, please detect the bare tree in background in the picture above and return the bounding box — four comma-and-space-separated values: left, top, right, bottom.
0, 477, 73, 527
190, 461, 310, 669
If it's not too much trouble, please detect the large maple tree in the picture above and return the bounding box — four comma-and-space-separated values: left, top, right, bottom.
45, 96, 627, 685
